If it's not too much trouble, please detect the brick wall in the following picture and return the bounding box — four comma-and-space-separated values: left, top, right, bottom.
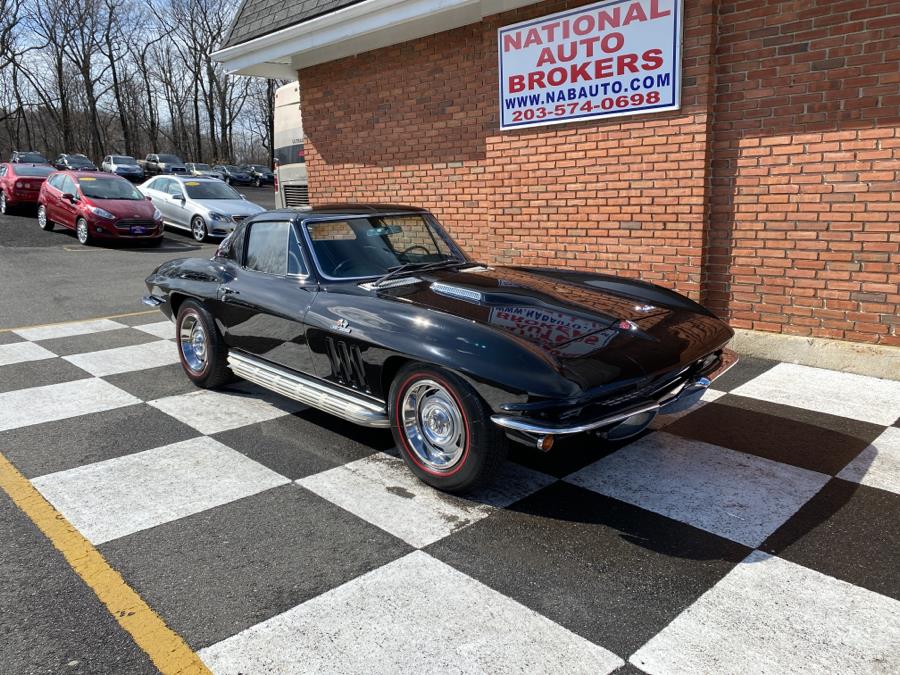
299, 0, 899, 346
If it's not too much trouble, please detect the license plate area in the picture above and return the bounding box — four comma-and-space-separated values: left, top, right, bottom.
130, 226, 146, 235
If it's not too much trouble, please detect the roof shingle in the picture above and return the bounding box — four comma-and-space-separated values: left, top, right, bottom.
221, 0, 366, 49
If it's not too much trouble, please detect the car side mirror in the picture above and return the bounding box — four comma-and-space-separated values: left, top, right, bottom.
171, 194, 183, 201
145, 195, 152, 200
61, 192, 75, 202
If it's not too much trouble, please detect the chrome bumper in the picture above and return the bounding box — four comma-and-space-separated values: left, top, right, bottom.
491, 349, 739, 437
141, 294, 165, 307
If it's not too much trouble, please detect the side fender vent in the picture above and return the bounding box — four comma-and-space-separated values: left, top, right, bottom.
326, 337, 369, 392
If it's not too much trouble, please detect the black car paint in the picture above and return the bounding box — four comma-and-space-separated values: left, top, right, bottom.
145, 206, 733, 419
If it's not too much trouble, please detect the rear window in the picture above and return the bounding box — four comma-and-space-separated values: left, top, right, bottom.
112, 156, 137, 164
15, 166, 54, 177
158, 155, 183, 163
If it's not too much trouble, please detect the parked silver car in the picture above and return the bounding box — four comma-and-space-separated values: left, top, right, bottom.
185, 162, 224, 180
138, 176, 264, 241
101, 155, 145, 181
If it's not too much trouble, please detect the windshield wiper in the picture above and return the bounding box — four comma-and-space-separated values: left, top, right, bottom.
373, 258, 465, 287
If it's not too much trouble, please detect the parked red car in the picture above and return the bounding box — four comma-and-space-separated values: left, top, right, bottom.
0, 163, 56, 214
38, 171, 164, 246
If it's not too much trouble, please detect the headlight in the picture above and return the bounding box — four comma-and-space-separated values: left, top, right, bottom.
210, 212, 227, 221
153, 209, 162, 220
89, 206, 116, 220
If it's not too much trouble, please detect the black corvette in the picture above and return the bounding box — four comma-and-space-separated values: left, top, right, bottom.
144, 205, 736, 492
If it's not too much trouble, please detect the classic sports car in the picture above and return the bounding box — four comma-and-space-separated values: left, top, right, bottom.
144, 205, 736, 493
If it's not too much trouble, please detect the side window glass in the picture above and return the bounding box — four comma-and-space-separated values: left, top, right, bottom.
153, 178, 169, 192
245, 221, 289, 276
166, 181, 182, 197
61, 176, 76, 195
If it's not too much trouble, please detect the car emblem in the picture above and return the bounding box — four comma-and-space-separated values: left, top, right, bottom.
333, 318, 351, 334
617, 319, 638, 331
634, 304, 655, 312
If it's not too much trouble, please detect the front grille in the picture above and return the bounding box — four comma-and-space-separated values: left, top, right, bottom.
283, 184, 309, 207
115, 219, 155, 233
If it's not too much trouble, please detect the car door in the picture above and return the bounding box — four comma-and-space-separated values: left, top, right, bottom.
165, 180, 191, 227
216, 219, 317, 375
55, 175, 79, 228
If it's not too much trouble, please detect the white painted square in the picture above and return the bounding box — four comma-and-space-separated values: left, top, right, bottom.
13, 318, 127, 341
298, 454, 555, 548
650, 388, 726, 430
200, 550, 623, 675
630, 551, 900, 675
0, 379, 140, 432
62, 340, 178, 377
565, 431, 829, 548
0, 341, 56, 366
32, 436, 290, 544
148, 386, 303, 435
731, 363, 900, 426
837, 427, 900, 495
133, 320, 175, 340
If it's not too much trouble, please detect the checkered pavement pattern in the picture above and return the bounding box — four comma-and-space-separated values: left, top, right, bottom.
1, 315, 899, 674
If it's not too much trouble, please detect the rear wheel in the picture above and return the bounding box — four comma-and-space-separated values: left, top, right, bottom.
389, 363, 507, 493
37, 205, 54, 230
0, 191, 9, 215
254, 177, 261, 187
76, 217, 91, 245
175, 300, 231, 388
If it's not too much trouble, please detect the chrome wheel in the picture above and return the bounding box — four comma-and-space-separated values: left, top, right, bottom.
37, 205, 45, 227
76, 218, 89, 244
401, 379, 466, 472
191, 217, 207, 242
0, 192, 6, 214
179, 314, 207, 372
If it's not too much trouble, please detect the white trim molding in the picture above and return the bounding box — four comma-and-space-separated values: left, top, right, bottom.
213, 0, 543, 76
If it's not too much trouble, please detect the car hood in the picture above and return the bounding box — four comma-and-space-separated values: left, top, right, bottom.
192, 199, 263, 215
383, 265, 734, 390
90, 199, 157, 218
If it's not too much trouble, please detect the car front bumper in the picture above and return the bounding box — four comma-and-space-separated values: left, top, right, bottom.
491, 349, 739, 440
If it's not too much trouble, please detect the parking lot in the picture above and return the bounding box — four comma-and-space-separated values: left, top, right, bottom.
1, 199, 899, 674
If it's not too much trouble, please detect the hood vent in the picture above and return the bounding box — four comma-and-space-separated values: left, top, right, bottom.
430, 282, 483, 303
359, 277, 421, 291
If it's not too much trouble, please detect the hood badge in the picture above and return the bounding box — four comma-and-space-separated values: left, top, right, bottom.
333, 318, 351, 334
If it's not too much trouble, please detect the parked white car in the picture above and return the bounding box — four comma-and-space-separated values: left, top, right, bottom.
138, 175, 264, 241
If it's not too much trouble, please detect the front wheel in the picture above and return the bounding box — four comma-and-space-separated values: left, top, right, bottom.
191, 216, 208, 242
76, 217, 91, 245
0, 191, 9, 215
176, 300, 232, 388
389, 364, 507, 493
254, 177, 261, 187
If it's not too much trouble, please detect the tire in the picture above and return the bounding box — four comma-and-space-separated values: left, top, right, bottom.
191, 216, 208, 242
389, 363, 507, 493
175, 300, 232, 388
254, 177, 261, 188
75, 217, 92, 245
37, 205, 54, 231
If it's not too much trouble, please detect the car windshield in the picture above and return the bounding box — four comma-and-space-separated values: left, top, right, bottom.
224, 165, 241, 172
112, 156, 137, 164
19, 153, 46, 162
15, 166, 54, 177
158, 154, 183, 163
78, 176, 143, 200
305, 215, 463, 279
183, 181, 241, 200
69, 156, 94, 167
192, 163, 211, 170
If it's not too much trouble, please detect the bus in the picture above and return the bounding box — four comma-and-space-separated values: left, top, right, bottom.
273, 81, 309, 208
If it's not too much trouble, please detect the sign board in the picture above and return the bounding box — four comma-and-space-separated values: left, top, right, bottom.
498, 0, 682, 130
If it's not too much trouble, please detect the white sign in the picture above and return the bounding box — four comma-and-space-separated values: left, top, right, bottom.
498, 0, 682, 130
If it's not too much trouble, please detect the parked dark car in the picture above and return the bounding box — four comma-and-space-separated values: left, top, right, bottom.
212, 165, 252, 186
53, 154, 98, 172
38, 171, 163, 246
139, 154, 187, 176
240, 164, 275, 187
10, 150, 49, 164
0, 163, 55, 214
101, 155, 145, 181
144, 205, 736, 492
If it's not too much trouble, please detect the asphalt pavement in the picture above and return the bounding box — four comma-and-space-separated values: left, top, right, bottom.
0, 187, 275, 329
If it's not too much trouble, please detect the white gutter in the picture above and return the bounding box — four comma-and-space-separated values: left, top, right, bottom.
213, 0, 541, 76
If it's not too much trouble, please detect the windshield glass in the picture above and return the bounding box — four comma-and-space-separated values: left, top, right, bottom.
78, 176, 143, 200
15, 166, 54, 177
305, 215, 461, 279
183, 181, 241, 200
158, 154, 183, 163
19, 153, 46, 162
224, 165, 242, 172
69, 156, 94, 167
112, 156, 137, 164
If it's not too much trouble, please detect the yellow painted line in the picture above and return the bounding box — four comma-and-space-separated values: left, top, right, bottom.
0, 309, 157, 333
0, 453, 210, 675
